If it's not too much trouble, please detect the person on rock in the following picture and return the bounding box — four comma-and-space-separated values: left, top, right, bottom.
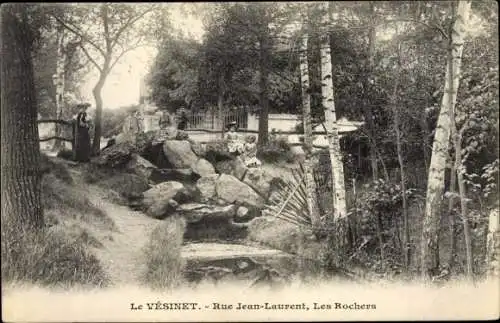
74, 103, 92, 162
225, 121, 244, 156
243, 135, 261, 168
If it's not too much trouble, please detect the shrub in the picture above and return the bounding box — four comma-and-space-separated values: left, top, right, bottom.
141, 216, 186, 289
1, 225, 108, 287
257, 134, 294, 164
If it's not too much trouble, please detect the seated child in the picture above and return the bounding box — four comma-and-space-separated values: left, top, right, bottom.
243, 135, 261, 168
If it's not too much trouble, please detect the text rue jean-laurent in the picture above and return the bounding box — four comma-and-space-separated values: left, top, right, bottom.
130, 302, 376, 311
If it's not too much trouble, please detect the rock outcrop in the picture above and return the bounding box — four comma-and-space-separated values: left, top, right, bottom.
142, 181, 185, 219
215, 174, 265, 208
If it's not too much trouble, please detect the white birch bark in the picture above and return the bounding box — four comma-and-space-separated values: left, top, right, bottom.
299, 34, 320, 229
486, 208, 500, 278
319, 34, 347, 221
53, 25, 66, 150
421, 0, 471, 279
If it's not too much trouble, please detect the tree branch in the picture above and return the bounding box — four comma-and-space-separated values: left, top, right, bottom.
101, 4, 112, 54
50, 14, 107, 57
108, 43, 143, 71
79, 44, 103, 73
109, 6, 157, 50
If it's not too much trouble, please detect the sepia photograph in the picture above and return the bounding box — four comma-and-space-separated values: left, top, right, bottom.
1, 1, 499, 321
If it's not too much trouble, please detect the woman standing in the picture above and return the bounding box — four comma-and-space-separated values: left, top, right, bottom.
74, 103, 91, 162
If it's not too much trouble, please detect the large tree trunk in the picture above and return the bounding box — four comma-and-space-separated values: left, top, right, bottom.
1, 5, 44, 231
299, 34, 320, 231
257, 27, 270, 148
320, 25, 348, 262
421, 0, 470, 280
52, 25, 66, 151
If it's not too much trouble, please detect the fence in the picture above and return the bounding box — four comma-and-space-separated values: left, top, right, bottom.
187, 107, 249, 130
37, 119, 76, 155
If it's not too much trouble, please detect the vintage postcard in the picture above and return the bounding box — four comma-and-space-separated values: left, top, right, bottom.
1, 1, 499, 322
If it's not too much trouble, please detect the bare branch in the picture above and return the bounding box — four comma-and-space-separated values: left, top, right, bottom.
50, 14, 107, 57
79, 44, 103, 73
109, 5, 157, 50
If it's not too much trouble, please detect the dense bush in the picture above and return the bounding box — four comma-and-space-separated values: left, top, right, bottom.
257, 134, 295, 164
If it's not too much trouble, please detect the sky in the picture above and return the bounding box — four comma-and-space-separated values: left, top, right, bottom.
80, 6, 205, 110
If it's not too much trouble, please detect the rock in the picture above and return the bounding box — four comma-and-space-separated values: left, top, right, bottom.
153, 127, 178, 145
235, 206, 261, 222
172, 185, 201, 204
93, 141, 136, 168
126, 154, 157, 179
192, 158, 216, 177
163, 140, 199, 168
135, 131, 158, 155
216, 174, 265, 208
214, 157, 248, 180
98, 173, 150, 201
196, 174, 219, 201
176, 130, 189, 140
176, 203, 236, 223
236, 206, 249, 219
142, 181, 185, 219
242, 167, 277, 198
149, 168, 199, 184
189, 140, 205, 156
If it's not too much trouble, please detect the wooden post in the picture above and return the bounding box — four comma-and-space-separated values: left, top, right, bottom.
72, 120, 77, 161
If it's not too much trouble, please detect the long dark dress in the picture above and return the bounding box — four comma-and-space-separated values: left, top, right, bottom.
74, 112, 91, 162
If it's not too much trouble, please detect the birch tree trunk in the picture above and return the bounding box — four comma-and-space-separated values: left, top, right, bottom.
52, 25, 66, 150
421, 0, 471, 280
319, 9, 348, 260
299, 34, 320, 231
486, 208, 500, 278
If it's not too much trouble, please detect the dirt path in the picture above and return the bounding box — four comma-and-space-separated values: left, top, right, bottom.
91, 197, 160, 286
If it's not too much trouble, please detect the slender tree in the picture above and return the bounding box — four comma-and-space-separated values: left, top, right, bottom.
51, 3, 159, 154
421, 0, 471, 279
319, 3, 348, 261
299, 34, 320, 230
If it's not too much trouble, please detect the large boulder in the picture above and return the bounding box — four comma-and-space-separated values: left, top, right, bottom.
98, 173, 150, 201
152, 127, 178, 145
142, 181, 185, 219
215, 174, 265, 208
93, 141, 136, 168
126, 154, 157, 180
176, 203, 236, 223
196, 174, 220, 202
242, 167, 279, 198
214, 157, 248, 181
149, 168, 199, 184
163, 140, 199, 169
192, 158, 216, 177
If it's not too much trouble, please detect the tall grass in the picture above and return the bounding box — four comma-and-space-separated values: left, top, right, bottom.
1, 224, 108, 288
2, 155, 112, 288
141, 216, 187, 289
